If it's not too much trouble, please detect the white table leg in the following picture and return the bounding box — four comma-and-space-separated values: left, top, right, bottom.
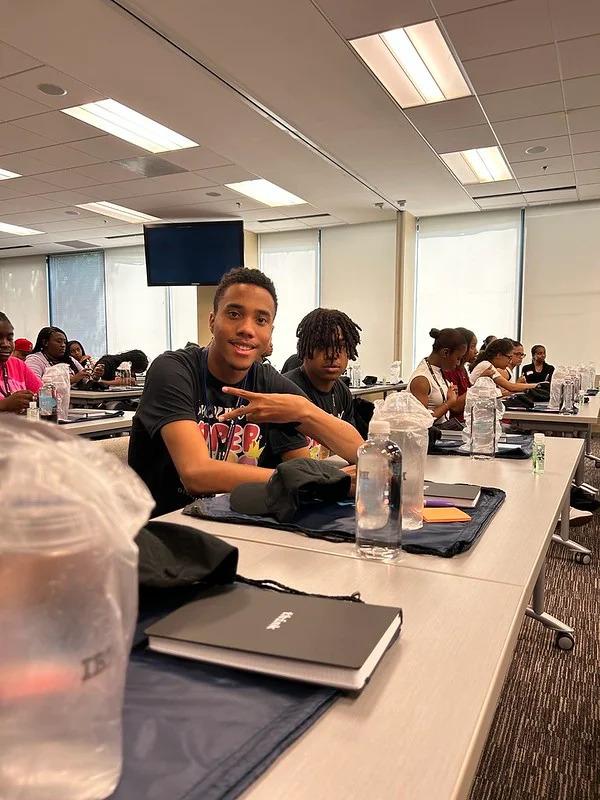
551, 487, 592, 563
525, 561, 575, 649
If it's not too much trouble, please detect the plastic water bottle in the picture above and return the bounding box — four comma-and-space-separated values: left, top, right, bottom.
352, 361, 362, 388
560, 379, 575, 414
355, 420, 402, 561
464, 380, 499, 460
26, 400, 40, 422
532, 433, 545, 475
38, 383, 57, 422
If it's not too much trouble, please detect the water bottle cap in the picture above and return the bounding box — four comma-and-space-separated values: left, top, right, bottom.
534, 433, 545, 442
28, 401, 36, 409
368, 419, 390, 436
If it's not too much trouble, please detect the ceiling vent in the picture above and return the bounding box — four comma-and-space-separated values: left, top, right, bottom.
57, 240, 100, 249
114, 156, 187, 178
0, 244, 33, 251
257, 213, 332, 223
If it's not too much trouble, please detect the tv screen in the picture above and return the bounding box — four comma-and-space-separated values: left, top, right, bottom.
143, 220, 244, 286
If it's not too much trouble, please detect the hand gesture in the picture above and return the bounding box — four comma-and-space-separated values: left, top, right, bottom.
0, 390, 34, 413
218, 387, 307, 424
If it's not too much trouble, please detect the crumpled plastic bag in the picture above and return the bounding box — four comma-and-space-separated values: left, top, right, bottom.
42, 362, 71, 420
372, 388, 434, 431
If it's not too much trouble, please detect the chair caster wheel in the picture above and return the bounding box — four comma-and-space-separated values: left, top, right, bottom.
574, 552, 592, 565
555, 632, 575, 651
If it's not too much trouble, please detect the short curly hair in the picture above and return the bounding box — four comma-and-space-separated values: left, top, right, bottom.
213, 268, 278, 314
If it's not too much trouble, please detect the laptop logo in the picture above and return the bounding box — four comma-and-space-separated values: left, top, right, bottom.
266, 611, 294, 630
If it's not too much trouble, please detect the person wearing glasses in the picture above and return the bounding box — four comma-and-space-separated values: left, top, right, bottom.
499, 339, 525, 381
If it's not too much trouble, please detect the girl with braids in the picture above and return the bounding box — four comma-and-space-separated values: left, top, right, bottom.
0, 311, 42, 413
26, 326, 102, 386
284, 308, 362, 454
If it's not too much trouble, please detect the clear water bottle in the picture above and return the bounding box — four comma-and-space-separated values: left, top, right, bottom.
464, 380, 499, 460
38, 383, 57, 422
352, 361, 362, 388
532, 433, 545, 475
355, 420, 402, 561
560, 379, 575, 413
26, 400, 40, 422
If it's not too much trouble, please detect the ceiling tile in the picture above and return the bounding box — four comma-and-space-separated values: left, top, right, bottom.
195, 165, 259, 184
573, 151, 600, 170
427, 123, 497, 152
567, 107, 600, 135
0, 122, 53, 155
154, 147, 232, 171
463, 45, 560, 94
549, 0, 600, 41
39, 189, 96, 205
510, 155, 574, 178
503, 135, 571, 162
576, 168, 600, 185
0, 42, 40, 78
563, 74, 600, 110
493, 112, 568, 144
557, 34, 600, 80
315, 0, 435, 39
116, 186, 240, 213
572, 131, 600, 155
13, 110, 102, 143
477, 194, 525, 208
480, 82, 565, 122
70, 136, 148, 161
578, 182, 600, 199
76, 162, 141, 183
34, 168, 110, 190
442, 0, 553, 61
435, 0, 504, 13
524, 188, 578, 202
0, 85, 50, 122
21, 144, 99, 170
0, 195, 65, 214
77, 172, 213, 202
518, 172, 575, 191
466, 179, 519, 196
404, 97, 486, 133
0, 150, 55, 176
1, 65, 104, 110
0, 175, 60, 200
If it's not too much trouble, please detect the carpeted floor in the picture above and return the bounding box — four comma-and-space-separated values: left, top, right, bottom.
469, 440, 600, 800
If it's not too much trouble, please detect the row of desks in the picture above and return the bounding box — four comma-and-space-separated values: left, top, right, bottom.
153, 437, 584, 800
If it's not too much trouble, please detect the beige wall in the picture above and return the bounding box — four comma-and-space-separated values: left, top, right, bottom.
196, 229, 259, 344
397, 211, 417, 375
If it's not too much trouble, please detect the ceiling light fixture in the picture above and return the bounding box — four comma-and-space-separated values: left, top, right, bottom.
62, 99, 199, 153
75, 201, 160, 224
525, 145, 548, 155
350, 20, 471, 108
37, 83, 68, 96
0, 168, 21, 180
0, 221, 43, 236
225, 179, 306, 206
441, 146, 512, 184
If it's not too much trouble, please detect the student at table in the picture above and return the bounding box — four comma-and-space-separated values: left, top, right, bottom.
408, 328, 467, 421
519, 345, 555, 384
26, 327, 99, 386
443, 327, 478, 424
12, 337, 33, 361
284, 308, 361, 457
96, 349, 148, 386
498, 339, 525, 381
0, 312, 42, 413
128, 268, 363, 515
470, 338, 539, 395
482, 334, 497, 350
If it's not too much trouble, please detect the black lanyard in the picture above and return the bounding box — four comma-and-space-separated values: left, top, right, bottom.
425, 358, 449, 402
201, 348, 254, 461
0, 363, 11, 398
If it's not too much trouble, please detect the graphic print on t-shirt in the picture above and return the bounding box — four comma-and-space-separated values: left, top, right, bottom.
198, 403, 265, 465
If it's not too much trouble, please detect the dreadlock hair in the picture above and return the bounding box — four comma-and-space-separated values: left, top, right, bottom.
296, 308, 361, 362
213, 267, 278, 314
472, 337, 514, 368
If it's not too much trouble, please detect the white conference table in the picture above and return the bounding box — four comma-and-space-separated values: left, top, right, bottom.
349, 382, 406, 398
213, 539, 524, 800
70, 386, 143, 406
58, 409, 134, 436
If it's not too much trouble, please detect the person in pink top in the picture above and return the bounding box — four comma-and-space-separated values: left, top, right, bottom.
0, 312, 42, 414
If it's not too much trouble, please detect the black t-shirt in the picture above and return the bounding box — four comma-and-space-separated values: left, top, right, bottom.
128, 346, 308, 516
281, 353, 301, 373
284, 367, 356, 458
521, 362, 554, 384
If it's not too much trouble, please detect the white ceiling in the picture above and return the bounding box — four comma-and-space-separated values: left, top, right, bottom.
0, 0, 597, 256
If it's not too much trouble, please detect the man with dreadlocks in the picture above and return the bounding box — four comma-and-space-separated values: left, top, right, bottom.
284, 308, 361, 458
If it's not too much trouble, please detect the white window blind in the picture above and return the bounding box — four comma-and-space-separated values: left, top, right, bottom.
0, 255, 48, 342
48, 251, 107, 356
259, 230, 319, 370
415, 210, 521, 367
170, 284, 199, 349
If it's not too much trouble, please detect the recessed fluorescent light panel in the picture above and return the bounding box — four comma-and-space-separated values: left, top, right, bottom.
0, 168, 21, 180
62, 99, 198, 153
350, 20, 471, 108
225, 179, 307, 207
441, 147, 513, 184
76, 201, 160, 224
0, 221, 43, 235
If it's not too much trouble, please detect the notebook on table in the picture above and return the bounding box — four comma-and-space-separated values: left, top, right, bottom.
146, 583, 402, 691
424, 481, 481, 508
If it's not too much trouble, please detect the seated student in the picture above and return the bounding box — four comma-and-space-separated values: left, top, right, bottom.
482, 334, 497, 350
26, 327, 100, 386
12, 337, 33, 361
443, 327, 478, 424
0, 312, 42, 413
68, 340, 96, 370
96, 349, 148, 386
519, 345, 555, 384
128, 267, 363, 516
284, 308, 361, 457
470, 338, 540, 396
498, 339, 525, 381
409, 328, 467, 421
281, 352, 301, 373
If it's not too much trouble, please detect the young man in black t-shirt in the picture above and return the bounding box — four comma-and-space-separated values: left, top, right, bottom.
128, 268, 363, 515
284, 308, 361, 459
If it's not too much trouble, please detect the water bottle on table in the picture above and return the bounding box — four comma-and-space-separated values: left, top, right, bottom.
532, 433, 545, 475
355, 420, 402, 561
464, 379, 499, 460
